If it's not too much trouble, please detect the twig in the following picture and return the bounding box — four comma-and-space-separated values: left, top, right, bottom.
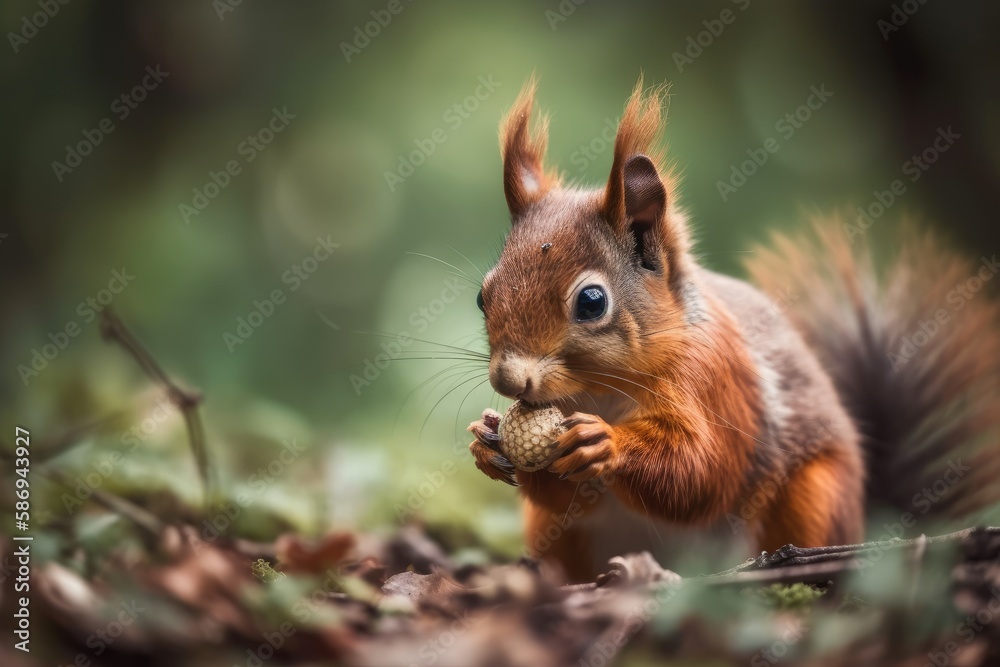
680, 527, 1000, 591
0, 413, 124, 465
41, 467, 165, 540
702, 559, 859, 587
99, 308, 213, 511
712, 527, 996, 577
555, 528, 1000, 600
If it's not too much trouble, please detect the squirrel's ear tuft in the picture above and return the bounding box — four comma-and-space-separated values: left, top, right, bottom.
499, 76, 557, 220
603, 76, 670, 227
604, 77, 685, 274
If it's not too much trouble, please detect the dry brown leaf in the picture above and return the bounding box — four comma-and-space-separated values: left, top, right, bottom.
276, 531, 356, 574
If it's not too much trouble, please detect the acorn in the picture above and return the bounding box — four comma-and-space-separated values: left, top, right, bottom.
498, 401, 567, 472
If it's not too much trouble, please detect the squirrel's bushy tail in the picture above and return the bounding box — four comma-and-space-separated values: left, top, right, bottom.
746, 219, 1000, 527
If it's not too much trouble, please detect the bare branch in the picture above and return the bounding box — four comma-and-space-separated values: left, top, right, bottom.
99, 307, 213, 511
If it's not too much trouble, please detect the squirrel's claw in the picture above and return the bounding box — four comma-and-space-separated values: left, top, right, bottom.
467, 412, 502, 453
548, 412, 618, 482
469, 440, 518, 486
468, 411, 517, 486
480, 408, 502, 432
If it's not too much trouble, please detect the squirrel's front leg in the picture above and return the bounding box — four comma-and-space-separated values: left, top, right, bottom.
546, 412, 621, 482
467, 409, 518, 486
547, 412, 744, 524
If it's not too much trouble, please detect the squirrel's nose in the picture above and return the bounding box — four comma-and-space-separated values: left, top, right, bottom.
490, 354, 537, 400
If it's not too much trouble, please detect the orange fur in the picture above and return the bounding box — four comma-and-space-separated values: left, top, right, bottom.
498, 75, 561, 217
746, 221, 1000, 523
468, 78, 996, 582
756, 450, 864, 551
521, 494, 595, 582
603, 76, 671, 223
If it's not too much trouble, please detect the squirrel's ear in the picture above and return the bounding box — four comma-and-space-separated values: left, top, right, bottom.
499, 77, 555, 220
604, 79, 683, 273
623, 154, 667, 229
618, 154, 669, 272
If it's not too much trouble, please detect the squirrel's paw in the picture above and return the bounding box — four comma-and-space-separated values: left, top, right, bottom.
467, 409, 517, 487
547, 412, 618, 483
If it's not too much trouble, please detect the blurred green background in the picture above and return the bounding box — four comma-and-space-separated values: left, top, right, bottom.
3, 0, 999, 555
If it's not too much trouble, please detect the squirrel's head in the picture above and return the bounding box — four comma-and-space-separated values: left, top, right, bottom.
480, 77, 694, 407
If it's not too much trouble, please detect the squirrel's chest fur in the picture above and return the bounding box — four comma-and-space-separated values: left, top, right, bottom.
478, 77, 889, 580
566, 269, 864, 558
481, 76, 998, 580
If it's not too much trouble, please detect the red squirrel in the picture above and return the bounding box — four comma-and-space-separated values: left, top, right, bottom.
466, 77, 1000, 581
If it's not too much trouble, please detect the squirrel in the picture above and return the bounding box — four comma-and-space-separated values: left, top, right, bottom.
465, 76, 1000, 582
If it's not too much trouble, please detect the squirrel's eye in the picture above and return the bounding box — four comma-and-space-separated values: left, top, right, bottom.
476, 290, 485, 312
574, 285, 607, 322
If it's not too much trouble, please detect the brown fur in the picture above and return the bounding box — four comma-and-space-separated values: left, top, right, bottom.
603, 77, 670, 224
498, 75, 561, 219
468, 78, 996, 581
747, 222, 1000, 523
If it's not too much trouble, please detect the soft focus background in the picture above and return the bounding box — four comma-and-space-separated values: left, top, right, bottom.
3, 0, 1000, 559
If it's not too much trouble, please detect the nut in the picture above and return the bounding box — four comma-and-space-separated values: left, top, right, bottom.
498, 401, 566, 472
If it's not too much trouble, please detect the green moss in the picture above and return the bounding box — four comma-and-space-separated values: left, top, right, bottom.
747, 583, 826, 610
251, 558, 286, 584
